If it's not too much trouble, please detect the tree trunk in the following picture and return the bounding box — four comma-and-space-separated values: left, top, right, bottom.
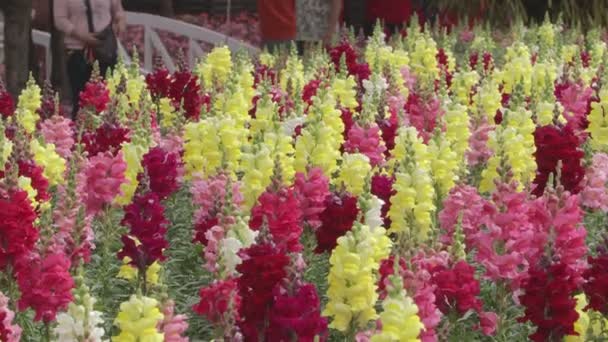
2, 0, 33, 98
159, 0, 174, 17
49, 0, 70, 101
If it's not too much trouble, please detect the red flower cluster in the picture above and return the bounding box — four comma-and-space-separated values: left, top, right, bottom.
82, 123, 130, 157
17, 160, 50, 203
140, 147, 179, 200
193, 278, 240, 324
404, 92, 443, 143
329, 41, 370, 81
146, 67, 172, 100
469, 51, 493, 72
0, 190, 38, 270
294, 167, 330, 230
236, 243, 289, 340
436, 48, 453, 87
532, 125, 584, 196
253, 64, 277, 86
519, 262, 579, 342
377, 108, 399, 157
431, 260, 482, 314
0, 89, 14, 118
302, 79, 322, 105
193, 216, 219, 247
371, 174, 395, 229
249, 187, 303, 253
315, 192, 359, 253
268, 284, 328, 342
169, 71, 203, 120
118, 192, 169, 268
340, 108, 355, 143
582, 252, 608, 314
78, 80, 110, 113
15, 253, 74, 323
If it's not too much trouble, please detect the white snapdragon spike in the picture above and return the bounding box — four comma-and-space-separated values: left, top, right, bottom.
365, 195, 385, 230
54, 297, 106, 342
282, 116, 305, 136
220, 236, 243, 276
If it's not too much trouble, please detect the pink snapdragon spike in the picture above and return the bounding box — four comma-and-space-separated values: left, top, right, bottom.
580, 153, 608, 210
467, 115, 492, 166
78, 151, 127, 216
39, 115, 74, 159
0, 291, 21, 342
344, 123, 386, 167
159, 300, 189, 342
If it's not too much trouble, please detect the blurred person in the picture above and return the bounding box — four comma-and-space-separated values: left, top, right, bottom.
257, 0, 296, 52
296, 0, 342, 49
54, 0, 125, 117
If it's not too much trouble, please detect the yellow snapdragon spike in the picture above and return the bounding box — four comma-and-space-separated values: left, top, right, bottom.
158, 97, 177, 129
323, 223, 392, 332
588, 88, 608, 152
16, 77, 42, 134
389, 127, 435, 241
240, 143, 273, 209
337, 153, 372, 196
114, 142, 148, 205
30, 139, 66, 186
18, 176, 39, 208
280, 51, 305, 96
295, 93, 343, 175
331, 76, 359, 111
409, 35, 439, 87
371, 286, 423, 342
451, 70, 480, 105
444, 103, 471, 165
564, 294, 608, 341
198, 46, 233, 88
429, 137, 459, 198
113, 295, 164, 342
117, 258, 161, 285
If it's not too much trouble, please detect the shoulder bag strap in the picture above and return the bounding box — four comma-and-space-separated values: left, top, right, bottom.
83, 0, 95, 33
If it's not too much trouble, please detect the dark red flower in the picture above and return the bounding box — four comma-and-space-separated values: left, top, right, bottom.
340, 108, 355, 143
302, 79, 321, 105
294, 167, 330, 230
78, 80, 110, 113
432, 260, 482, 315
82, 123, 130, 157
0, 311, 10, 342
17, 160, 50, 203
315, 192, 359, 253
140, 147, 179, 200
532, 125, 584, 196
267, 284, 328, 342
254, 64, 277, 86
193, 216, 219, 247
249, 187, 303, 253
377, 108, 399, 157
145, 67, 172, 99
582, 253, 608, 315
15, 252, 74, 323
193, 278, 240, 324
237, 243, 289, 340
519, 262, 579, 342
169, 71, 203, 120
0, 90, 14, 118
371, 174, 395, 228
328, 41, 370, 82
118, 192, 168, 267
377, 256, 408, 299
580, 51, 591, 68
0, 190, 38, 270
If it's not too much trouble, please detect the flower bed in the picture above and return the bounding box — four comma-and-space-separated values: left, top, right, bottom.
2, 18, 608, 341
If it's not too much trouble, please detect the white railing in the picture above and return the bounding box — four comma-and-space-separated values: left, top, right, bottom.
29, 11, 259, 81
